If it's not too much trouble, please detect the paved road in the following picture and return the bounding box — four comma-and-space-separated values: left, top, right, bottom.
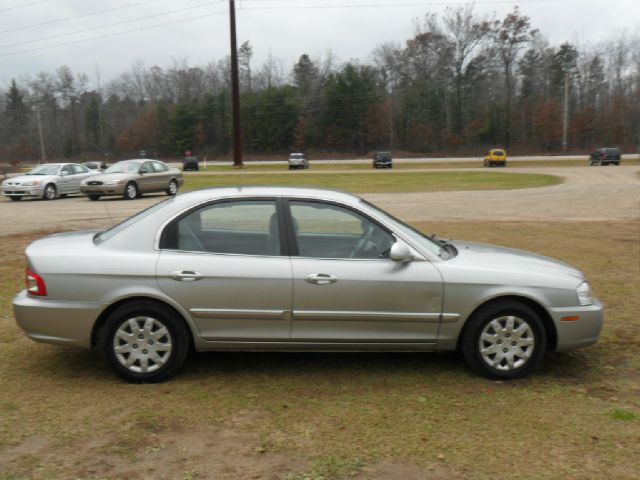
0, 166, 638, 236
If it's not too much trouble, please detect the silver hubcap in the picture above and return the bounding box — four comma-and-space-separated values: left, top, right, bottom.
169, 182, 177, 194
479, 315, 535, 371
45, 186, 55, 199
127, 184, 136, 198
113, 317, 172, 373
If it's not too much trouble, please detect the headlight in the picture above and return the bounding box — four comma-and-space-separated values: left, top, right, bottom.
105, 179, 122, 186
21, 180, 41, 187
576, 282, 593, 306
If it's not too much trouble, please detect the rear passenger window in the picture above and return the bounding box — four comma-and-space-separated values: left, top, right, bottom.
162, 200, 281, 256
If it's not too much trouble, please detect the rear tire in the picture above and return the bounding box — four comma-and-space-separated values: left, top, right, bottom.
99, 301, 190, 383
88, 194, 101, 201
461, 300, 546, 379
166, 179, 178, 196
123, 182, 138, 200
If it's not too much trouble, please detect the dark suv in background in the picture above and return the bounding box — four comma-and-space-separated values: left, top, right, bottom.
183, 156, 200, 171
373, 151, 393, 168
589, 148, 621, 166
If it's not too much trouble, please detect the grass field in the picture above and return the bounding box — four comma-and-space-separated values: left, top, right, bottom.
0, 220, 638, 479
183, 170, 562, 194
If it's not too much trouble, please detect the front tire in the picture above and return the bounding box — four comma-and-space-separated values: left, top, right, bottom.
88, 194, 101, 201
9, 196, 22, 201
123, 182, 138, 200
99, 301, 190, 383
461, 300, 546, 379
43, 183, 56, 200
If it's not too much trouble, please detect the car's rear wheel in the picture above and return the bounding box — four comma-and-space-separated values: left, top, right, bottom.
123, 182, 138, 200
88, 194, 101, 201
100, 301, 189, 382
461, 300, 546, 379
166, 180, 178, 196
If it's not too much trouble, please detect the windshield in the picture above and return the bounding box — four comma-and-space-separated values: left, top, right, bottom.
290, 154, 305, 159
26, 165, 60, 176
105, 161, 141, 174
94, 197, 174, 244
360, 199, 444, 257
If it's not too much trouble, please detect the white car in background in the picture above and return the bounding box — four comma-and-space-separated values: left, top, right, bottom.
1, 163, 94, 201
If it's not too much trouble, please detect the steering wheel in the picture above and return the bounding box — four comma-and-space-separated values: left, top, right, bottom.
349, 225, 375, 258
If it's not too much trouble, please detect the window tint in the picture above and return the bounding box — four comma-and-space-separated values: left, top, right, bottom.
164, 200, 281, 256
140, 162, 154, 174
152, 162, 168, 172
289, 201, 393, 259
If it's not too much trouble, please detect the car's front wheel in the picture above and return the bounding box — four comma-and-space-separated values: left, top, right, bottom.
9, 196, 22, 201
100, 301, 190, 382
43, 183, 56, 200
461, 300, 546, 379
88, 194, 101, 201
123, 182, 138, 200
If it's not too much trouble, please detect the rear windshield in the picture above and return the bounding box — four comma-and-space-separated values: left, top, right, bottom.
493, 150, 505, 155
94, 198, 174, 244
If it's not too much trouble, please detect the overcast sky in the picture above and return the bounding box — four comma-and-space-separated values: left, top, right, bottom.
1, 0, 638, 88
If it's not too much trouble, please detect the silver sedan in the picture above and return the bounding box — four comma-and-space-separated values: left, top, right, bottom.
1, 163, 94, 201
13, 187, 603, 382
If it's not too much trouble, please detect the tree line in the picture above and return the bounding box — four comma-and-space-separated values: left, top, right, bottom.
1, 5, 639, 163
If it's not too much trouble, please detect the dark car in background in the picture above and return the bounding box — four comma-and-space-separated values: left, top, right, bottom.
183, 156, 200, 171
589, 148, 621, 166
373, 151, 393, 168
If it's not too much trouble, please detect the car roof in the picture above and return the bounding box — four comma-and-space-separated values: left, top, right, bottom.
172, 186, 361, 207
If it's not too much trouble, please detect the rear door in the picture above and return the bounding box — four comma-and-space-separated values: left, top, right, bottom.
157, 198, 292, 341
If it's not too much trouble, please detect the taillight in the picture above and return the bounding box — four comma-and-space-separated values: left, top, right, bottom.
26, 269, 47, 296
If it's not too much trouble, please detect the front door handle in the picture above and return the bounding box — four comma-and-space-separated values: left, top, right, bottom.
305, 274, 338, 285
170, 270, 204, 282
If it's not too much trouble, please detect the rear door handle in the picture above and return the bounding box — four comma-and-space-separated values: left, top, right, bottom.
305, 274, 338, 285
170, 270, 204, 282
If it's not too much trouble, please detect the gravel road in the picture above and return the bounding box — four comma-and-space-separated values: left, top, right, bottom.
0, 166, 638, 236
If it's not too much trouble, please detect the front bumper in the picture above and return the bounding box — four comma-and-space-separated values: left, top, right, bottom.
549, 298, 604, 352
2, 184, 45, 198
80, 184, 126, 196
13, 290, 106, 348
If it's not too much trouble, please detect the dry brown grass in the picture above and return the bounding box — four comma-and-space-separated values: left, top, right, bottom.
0, 221, 639, 479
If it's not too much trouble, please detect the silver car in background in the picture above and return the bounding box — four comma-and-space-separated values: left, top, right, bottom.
80, 159, 183, 200
13, 187, 603, 382
1, 163, 94, 201
288, 153, 309, 170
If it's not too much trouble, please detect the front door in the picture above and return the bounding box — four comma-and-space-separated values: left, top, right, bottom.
287, 200, 443, 344
157, 199, 292, 341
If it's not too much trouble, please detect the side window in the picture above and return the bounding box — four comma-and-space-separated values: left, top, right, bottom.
163, 200, 281, 256
73, 164, 88, 174
289, 201, 394, 259
61, 165, 74, 175
140, 162, 154, 174
152, 162, 168, 172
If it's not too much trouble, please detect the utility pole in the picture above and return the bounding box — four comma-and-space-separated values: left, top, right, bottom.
35, 109, 47, 163
229, 0, 243, 167
562, 70, 569, 153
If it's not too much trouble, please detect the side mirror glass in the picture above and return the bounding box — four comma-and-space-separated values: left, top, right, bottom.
390, 242, 413, 263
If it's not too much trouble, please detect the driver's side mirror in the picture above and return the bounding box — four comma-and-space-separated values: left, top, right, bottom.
390, 242, 413, 263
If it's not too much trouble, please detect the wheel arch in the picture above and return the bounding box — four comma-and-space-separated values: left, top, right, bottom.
457, 294, 557, 352
91, 295, 196, 351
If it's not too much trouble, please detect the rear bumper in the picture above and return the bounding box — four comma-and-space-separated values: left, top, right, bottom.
549, 298, 604, 352
12, 290, 105, 348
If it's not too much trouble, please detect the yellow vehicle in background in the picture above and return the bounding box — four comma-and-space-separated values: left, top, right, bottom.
483, 148, 507, 167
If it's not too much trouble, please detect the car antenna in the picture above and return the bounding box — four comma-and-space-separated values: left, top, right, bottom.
102, 199, 115, 226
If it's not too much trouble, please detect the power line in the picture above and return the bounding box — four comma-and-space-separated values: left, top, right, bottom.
0, 9, 229, 57
239, 0, 570, 10
0, 0, 161, 35
0, 0, 50, 14
0, 1, 226, 50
